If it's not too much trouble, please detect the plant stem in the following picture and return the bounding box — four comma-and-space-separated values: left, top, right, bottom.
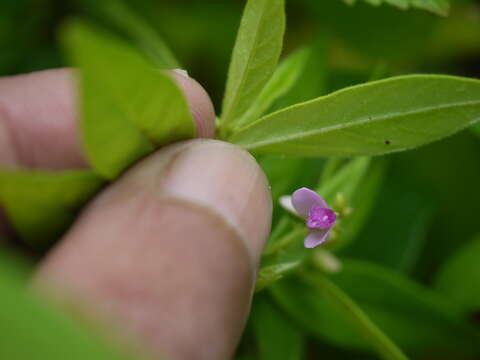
263, 227, 307, 255
301, 271, 409, 360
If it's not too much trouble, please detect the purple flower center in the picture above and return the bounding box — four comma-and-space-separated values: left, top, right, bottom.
306, 205, 336, 230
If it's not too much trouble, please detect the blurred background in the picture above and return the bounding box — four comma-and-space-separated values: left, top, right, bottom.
1, 0, 480, 359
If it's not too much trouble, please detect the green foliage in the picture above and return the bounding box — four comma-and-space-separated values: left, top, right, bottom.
342, 0, 450, 16
318, 157, 387, 249
342, 179, 433, 272
63, 21, 195, 179
0, 170, 104, 249
335, 159, 386, 249
309, 0, 439, 63
251, 294, 305, 360
0, 255, 132, 360
273, 37, 328, 109
236, 47, 309, 128
301, 270, 408, 360
271, 260, 480, 357
221, 0, 285, 131
435, 234, 480, 316
230, 75, 480, 157
319, 157, 371, 203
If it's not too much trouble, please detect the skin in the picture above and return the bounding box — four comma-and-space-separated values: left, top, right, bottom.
0, 69, 272, 360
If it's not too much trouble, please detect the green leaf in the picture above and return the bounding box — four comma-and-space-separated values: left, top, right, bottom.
220, 0, 285, 131
0, 255, 131, 360
251, 294, 305, 360
63, 21, 195, 179
270, 260, 480, 356
0, 169, 104, 249
235, 47, 309, 128
301, 271, 408, 360
308, 0, 439, 63
435, 234, 480, 316
230, 75, 480, 157
342, 0, 450, 16
95, 0, 180, 68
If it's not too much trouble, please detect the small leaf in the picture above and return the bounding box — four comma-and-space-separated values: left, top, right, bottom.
0, 255, 131, 360
63, 21, 195, 179
230, 75, 480, 157
342, 0, 450, 16
0, 169, 104, 249
220, 0, 285, 130
435, 234, 480, 316
251, 294, 306, 360
235, 47, 309, 128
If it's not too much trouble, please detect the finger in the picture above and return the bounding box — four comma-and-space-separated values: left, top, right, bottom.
34, 140, 272, 360
0, 68, 215, 170
169, 70, 216, 138
0, 69, 84, 169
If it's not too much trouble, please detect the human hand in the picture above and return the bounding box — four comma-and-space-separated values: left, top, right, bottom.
0, 69, 272, 360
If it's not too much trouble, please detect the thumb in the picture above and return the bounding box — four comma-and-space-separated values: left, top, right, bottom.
34, 139, 272, 360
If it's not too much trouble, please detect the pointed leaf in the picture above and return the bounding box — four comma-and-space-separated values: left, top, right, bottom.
221, 0, 285, 130
230, 75, 480, 157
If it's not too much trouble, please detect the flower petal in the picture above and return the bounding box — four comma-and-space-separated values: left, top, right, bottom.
304, 229, 330, 248
279, 195, 299, 216
291, 187, 327, 217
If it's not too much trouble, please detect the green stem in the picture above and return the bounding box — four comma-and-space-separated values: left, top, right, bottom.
301, 271, 408, 360
263, 227, 307, 255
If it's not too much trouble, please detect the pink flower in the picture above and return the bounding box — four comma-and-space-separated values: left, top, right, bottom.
291, 187, 337, 248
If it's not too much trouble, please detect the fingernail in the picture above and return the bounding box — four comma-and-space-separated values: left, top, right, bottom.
172, 69, 189, 78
